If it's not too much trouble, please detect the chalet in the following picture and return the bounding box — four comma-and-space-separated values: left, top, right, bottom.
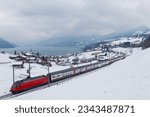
9, 55, 26, 61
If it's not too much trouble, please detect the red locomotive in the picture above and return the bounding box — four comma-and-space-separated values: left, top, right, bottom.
10, 75, 49, 93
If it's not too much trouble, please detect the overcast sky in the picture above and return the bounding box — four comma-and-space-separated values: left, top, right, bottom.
0, 0, 150, 44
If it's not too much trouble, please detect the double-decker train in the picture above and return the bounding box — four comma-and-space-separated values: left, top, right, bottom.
10, 55, 126, 94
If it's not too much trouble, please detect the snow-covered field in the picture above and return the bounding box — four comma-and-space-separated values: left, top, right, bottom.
11, 47, 150, 100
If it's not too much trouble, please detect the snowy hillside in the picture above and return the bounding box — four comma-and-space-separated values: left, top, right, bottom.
83, 27, 150, 51
110, 37, 143, 46
132, 28, 150, 36
13, 48, 150, 100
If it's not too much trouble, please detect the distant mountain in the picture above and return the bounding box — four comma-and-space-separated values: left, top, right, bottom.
39, 35, 101, 48
0, 38, 15, 48
83, 26, 150, 51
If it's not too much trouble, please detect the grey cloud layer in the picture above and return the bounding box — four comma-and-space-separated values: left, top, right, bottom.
0, 0, 150, 43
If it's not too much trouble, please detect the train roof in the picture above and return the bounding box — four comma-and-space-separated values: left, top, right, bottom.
49, 62, 100, 75
50, 68, 73, 75
16, 75, 46, 83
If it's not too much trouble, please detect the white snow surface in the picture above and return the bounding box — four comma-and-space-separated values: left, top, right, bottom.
13, 48, 150, 100
0, 53, 12, 63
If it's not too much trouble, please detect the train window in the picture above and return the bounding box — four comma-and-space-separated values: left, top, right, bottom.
11, 83, 20, 88
11, 84, 17, 88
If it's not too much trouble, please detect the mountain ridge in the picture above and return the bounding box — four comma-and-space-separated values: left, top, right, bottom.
0, 38, 15, 48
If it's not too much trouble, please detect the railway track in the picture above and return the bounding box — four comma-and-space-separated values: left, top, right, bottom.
0, 55, 126, 100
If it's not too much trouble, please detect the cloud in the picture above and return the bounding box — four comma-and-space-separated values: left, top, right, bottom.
0, 0, 150, 44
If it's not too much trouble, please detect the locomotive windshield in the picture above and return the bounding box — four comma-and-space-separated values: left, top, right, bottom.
11, 81, 22, 88
11, 83, 18, 88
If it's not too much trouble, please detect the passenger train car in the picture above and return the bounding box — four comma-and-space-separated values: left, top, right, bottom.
10, 55, 126, 94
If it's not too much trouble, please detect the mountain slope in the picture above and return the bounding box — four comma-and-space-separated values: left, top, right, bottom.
83, 27, 150, 51
38, 35, 101, 47
0, 38, 15, 48
14, 48, 150, 100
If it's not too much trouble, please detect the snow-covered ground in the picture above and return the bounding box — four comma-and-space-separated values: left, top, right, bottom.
12, 47, 150, 100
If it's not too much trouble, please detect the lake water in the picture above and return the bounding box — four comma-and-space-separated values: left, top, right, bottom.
0, 46, 82, 56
